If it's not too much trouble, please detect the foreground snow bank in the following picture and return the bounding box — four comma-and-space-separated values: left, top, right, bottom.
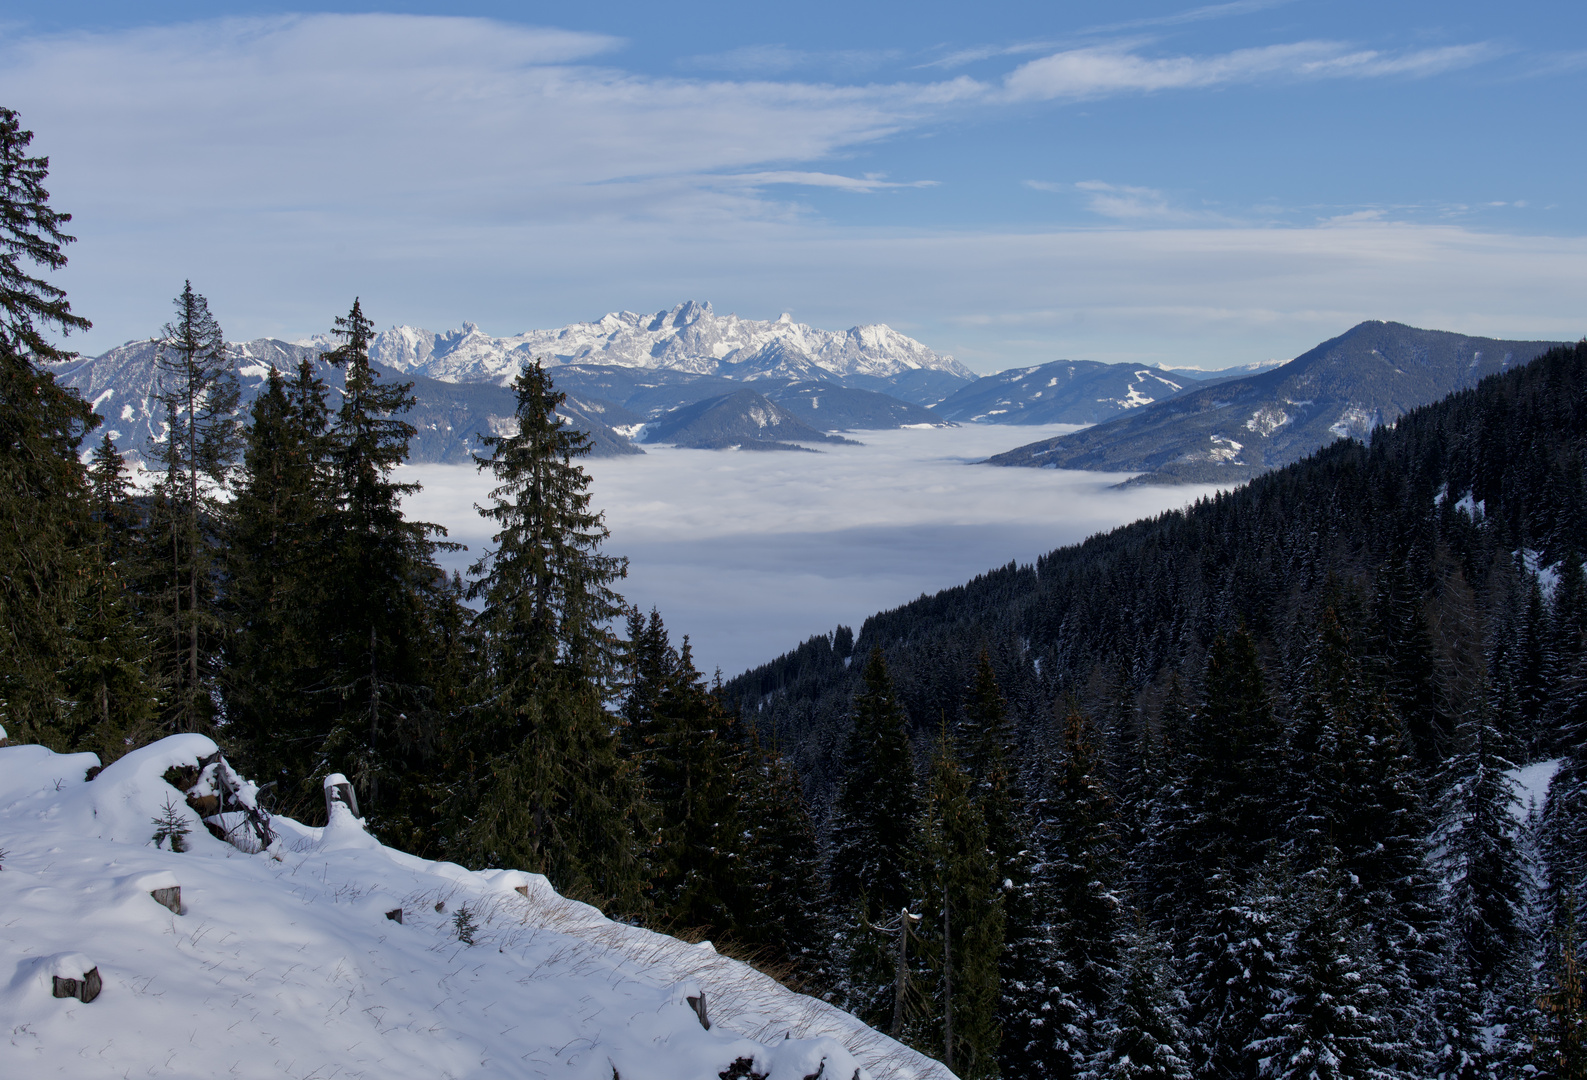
0, 736, 952, 1080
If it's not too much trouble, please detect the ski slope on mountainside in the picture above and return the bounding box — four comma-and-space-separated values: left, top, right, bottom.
0, 735, 951, 1080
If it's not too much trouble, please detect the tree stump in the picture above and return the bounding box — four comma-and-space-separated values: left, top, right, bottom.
686, 992, 710, 1030
48, 956, 102, 1002
151, 885, 181, 913
322, 773, 360, 819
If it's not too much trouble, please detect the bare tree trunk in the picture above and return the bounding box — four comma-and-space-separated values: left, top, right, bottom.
942, 894, 953, 1073
368, 624, 379, 806
892, 907, 910, 1037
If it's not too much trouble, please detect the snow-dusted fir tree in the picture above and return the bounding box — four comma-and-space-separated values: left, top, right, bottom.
914, 725, 1003, 1079
1432, 704, 1526, 1019
1023, 701, 1122, 1079
1284, 606, 1438, 1063
1085, 920, 1193, 1080
1255, 858, 1401, 1080
147, 281, 241, 733
1182, 864, 1285, 1080
226, 364, 334, 790
316, 299, 458, 840
457, 358, 639, 908
0, 105, 99, 747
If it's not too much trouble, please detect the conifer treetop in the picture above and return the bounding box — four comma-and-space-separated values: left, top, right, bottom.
0, 106, 89, 361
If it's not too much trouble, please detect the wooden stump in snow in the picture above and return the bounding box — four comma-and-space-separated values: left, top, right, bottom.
151, 885, 181, 913
686, 992, 710, 1030
48, 955, 101, 1002
323, 773, 360, 819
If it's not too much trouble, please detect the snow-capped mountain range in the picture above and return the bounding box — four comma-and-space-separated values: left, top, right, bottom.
352, 300, 974, 385
52, 302, 974, 463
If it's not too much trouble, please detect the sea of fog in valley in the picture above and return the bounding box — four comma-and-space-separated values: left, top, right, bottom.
401, 423, 1225, 678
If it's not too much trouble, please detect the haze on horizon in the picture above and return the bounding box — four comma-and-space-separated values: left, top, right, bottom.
2, 0, 1583, 375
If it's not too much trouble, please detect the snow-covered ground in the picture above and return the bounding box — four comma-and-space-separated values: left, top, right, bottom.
0, 735, 951, 1080
1511, 758, 1561, 821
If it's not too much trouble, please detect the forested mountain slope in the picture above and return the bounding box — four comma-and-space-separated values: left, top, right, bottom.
726, 339, 1587, 1077
734, 338, 1587, 795
986, 321, 1564, 484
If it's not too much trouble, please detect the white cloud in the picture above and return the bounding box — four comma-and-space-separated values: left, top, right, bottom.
721, 171, 939, 192
1073, 180, 1181, 220
0, 13, 1571, 377
1079, 0, 1295, 35
683, 44, 900, 76
1002, 40, 1492, 101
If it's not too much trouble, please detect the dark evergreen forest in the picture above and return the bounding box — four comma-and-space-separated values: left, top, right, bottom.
726, 338, 1587, 1077
4, 99, 1586, 1078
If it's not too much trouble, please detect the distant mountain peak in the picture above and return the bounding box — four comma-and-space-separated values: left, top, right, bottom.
366, 302, 972, 386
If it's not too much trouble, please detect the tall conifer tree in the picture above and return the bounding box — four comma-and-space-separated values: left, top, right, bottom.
916, 726, 1004, 1079
456, 358, 639, 908
0, 105, 97, 744
148, 282, 240, 733
830, 647, 924, 1024
317, 299, 456, 838
225, 364, 334, 791
60, 435, 159, 759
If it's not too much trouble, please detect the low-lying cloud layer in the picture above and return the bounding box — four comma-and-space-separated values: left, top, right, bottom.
402, 426, 1222, 677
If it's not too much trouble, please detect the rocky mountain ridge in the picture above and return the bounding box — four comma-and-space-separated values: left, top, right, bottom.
353, 300, 975, 386
987, 321, 1568, 483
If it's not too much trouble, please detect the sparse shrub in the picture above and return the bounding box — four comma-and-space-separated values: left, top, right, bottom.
151, 797, 192, 852
453, 904, 478, 945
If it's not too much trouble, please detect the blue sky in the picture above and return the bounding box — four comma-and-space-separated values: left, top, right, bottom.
4, 0, 1584, 370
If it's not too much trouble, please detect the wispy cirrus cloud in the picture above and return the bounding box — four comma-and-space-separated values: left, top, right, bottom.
719, 171, 938, 193
1077, 0, 1295, 36
1003, 40, 1493, 101
924, 0, 1292, 70
682, 43, 900, 76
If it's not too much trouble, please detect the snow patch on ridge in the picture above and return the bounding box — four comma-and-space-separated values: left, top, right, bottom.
0, 737, 945, 1080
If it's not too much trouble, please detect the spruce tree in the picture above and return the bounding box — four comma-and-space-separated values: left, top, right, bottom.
1536, 891, 1587, 1080
316, 299, 456, 839
1433, 706, 1525, 1001
1183, 864, 1286, 1080
1286, 606, 1437, 1066
0, 105, 97, 744
1255, 859, 1399, 1080
829, 647, 924, 1024
630, 617, 745, 937
148, 281, 241, 733
60, 435, 160, 760
1087, 921, 1194, 1080
1031, 701, 1123, 1080
456, 357, 639, 908
1160, 627, 1284, 938
830, 647, 923, 914
735, 736, 830, 976
916, 725, 1003, 1079
225, 364, 334, 791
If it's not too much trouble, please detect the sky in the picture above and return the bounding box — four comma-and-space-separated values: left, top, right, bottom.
401, 426, 1222, 677
3, 1, 1585, 371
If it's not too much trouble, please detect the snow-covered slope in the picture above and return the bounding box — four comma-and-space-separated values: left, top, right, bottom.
0, 736, 950, 1080
358, 301, 974, 386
